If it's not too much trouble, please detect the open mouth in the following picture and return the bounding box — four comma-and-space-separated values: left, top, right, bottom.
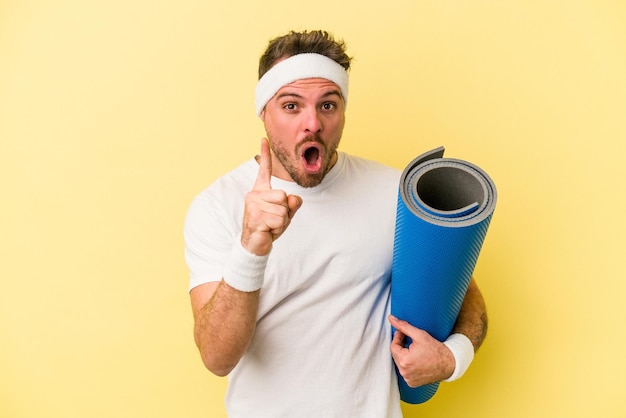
300, 142, 323, 174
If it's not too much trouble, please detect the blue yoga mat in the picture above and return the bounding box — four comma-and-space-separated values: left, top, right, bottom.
391, 146, 497, 404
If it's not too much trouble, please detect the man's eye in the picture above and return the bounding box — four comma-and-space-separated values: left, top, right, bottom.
283, 103, 297, 110
321, 102, 335, 111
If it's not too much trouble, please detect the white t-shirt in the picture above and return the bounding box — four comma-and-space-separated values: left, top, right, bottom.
185, 152, 403, 418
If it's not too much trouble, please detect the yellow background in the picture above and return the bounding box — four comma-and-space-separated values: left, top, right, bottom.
2, 0, 625, 417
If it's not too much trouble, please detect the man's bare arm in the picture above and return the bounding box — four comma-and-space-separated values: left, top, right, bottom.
190, 281, 259, 376
452, 278, 488, 351
190, 138, 301, 376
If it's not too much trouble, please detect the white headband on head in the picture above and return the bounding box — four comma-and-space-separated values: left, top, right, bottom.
254, 53, 349, 116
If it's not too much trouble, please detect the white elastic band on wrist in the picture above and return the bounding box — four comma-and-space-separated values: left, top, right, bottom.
222, 242, 269, 292
255, 53, 349, 116
443, 333, 475, 382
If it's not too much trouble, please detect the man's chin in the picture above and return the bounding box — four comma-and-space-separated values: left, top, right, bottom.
293, 172, 325, 188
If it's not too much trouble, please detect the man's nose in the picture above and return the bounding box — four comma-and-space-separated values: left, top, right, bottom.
303, 108, 322, 133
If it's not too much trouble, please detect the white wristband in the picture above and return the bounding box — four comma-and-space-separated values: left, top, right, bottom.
222, 242, 269, 292
442, 333, 475, 382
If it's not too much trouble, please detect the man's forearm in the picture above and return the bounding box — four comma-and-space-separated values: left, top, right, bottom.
193, 280, 260, 376
452, 278, 488, 351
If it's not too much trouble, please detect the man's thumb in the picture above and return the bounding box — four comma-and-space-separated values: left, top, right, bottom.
287, 194, 302, 219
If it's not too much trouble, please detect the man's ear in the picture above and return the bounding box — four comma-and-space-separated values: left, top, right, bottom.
259, 109, 265, 121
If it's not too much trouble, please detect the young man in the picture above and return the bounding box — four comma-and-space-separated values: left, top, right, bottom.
185, 30, 487, 417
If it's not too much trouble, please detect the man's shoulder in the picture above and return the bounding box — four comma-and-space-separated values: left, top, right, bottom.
189, 158, 257, 212
203, 158, 257, 191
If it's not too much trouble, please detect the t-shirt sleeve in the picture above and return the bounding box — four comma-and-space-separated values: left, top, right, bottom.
183, 191, 235, 292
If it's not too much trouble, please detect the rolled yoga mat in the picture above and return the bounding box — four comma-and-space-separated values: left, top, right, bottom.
391, 146, 497, 404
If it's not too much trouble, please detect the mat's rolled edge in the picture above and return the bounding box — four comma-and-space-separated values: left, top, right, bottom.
399, 147, 497, 228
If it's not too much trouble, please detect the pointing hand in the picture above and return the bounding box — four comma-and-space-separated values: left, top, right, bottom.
241, 138, 302, 256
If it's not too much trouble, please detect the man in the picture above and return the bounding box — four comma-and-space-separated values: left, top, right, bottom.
185, 30, 487, 417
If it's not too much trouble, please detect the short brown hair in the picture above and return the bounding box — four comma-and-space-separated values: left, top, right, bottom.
258, 30, 352, 79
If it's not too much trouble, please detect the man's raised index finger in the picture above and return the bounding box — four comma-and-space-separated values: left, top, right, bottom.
254, 138, 272, 190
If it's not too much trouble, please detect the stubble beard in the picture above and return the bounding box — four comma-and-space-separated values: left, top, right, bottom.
270, 135, 340, 188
